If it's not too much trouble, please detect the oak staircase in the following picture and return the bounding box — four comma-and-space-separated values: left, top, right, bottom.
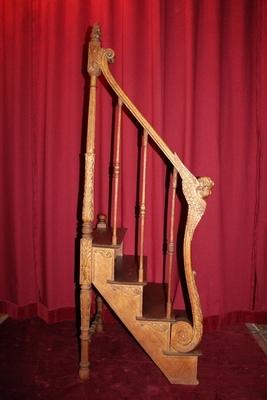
78, 24, 214, 385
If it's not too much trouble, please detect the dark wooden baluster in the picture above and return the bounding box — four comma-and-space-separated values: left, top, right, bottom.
95, 295, 104, 333
166, 168, 178, 319
138, 130, 148, 282
112, 98, 123, 245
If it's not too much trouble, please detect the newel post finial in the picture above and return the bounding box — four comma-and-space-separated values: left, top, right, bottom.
88, 23, 102, 77
91, 23, 101, 42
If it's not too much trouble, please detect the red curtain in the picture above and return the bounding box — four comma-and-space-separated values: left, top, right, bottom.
0, 0, 266, 325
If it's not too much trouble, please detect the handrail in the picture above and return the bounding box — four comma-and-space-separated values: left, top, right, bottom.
87, 24, 214, 353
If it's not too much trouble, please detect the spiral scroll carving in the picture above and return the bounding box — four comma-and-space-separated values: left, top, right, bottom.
171, 321, 194, 347
102, 48, 115, 63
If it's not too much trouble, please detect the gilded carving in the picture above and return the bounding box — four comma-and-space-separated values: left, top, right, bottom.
140, 321, 169, 333
171, 320, 193, 348
111, 285, 141, 297
102, 48, 115, 64
173, 152, 214, 234
82, 152, 95, 222
94, 249, 113, 259
91, 23, 101, 41
87, 24, 115, 78
158, 152, 212, 352
87, 24, 101, 77
80, 238, 92, 284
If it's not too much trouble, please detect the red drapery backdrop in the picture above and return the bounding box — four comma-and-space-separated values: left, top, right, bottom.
0, 0, 266, 326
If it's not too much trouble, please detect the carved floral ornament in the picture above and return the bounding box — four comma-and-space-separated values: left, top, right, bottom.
111, 285, 141, 297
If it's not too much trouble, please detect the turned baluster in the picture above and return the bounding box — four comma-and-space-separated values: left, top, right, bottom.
95, 295, 104, 333
166, 168, 178, 319
112, 98, 123, 245
138, 130, 148, 282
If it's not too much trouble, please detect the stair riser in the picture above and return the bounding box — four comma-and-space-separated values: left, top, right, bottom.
93, 248, 143, 317
92, 248, 114, 282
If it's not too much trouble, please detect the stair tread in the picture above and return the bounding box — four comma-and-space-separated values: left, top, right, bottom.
111, 255, 147, 285
93, 227, 127, 248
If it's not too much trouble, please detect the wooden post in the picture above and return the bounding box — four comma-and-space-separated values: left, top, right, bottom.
79, 24, 102, 380
112, 98, 123, 245
166, 168, 177, 319
138, 130, 148, 282
95, 295, 104, 333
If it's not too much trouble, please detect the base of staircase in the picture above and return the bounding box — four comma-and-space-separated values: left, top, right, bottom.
162, 353, 199, 385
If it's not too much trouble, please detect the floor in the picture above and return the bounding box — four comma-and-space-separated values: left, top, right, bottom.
0, 318, 267, 400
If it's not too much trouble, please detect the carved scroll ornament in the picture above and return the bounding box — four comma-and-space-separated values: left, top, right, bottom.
170, 154, 214, 353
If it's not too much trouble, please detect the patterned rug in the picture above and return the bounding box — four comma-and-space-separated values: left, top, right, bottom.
246, 323, 267, 356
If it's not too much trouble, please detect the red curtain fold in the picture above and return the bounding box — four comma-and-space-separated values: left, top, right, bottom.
0, 0, 266, 325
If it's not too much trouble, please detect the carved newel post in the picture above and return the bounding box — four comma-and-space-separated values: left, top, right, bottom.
79, 24, 102, 380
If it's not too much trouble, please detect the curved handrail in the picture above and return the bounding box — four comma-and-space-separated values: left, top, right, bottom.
100, 48, 177, 168
88, 24, 214, 353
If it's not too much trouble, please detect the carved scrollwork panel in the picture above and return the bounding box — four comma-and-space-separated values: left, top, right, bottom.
139, 321, 169, 334
110, 285, 141, 297
94, 248, 113, 259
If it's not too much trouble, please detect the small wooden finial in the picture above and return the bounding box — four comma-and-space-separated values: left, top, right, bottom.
90, 24, 101, 42
88, 24, 102, 77
97, 213, 107, 229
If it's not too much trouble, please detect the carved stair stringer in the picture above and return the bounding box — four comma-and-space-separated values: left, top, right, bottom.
92, 247, 199, 385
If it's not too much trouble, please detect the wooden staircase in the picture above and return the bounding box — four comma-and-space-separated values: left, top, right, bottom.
78, 24, 214, 385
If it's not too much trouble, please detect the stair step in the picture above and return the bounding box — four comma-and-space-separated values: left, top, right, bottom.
137, 283, 176, 321
108, 255, 147, 285
141, 283, 171, 320
92, 227, 127, 248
